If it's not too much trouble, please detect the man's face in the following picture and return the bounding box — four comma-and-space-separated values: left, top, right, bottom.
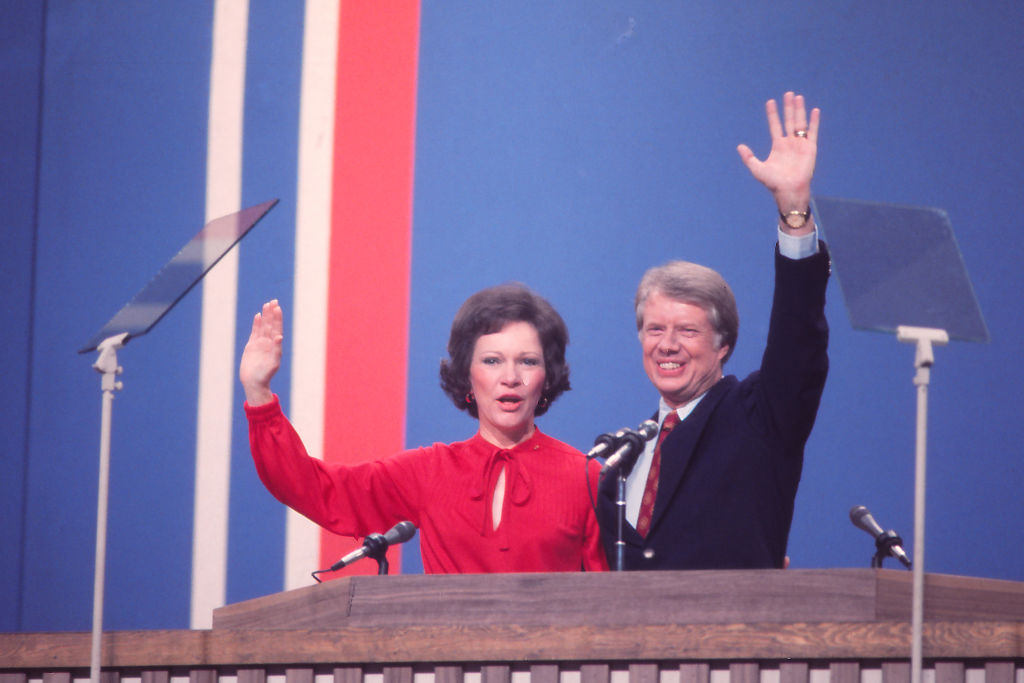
639, 291, 729, 409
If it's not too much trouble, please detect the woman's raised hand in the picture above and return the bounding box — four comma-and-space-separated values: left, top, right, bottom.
239, 299, 284, 407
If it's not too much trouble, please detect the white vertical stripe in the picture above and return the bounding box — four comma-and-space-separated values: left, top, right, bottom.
285, 0, 339, 590
191, 0, 249, 628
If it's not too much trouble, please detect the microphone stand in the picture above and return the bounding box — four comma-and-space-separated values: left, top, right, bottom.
359, 533, 393, 575
609, 432, 644, 572
615, 474, 627, 572
871, 529, 908, 569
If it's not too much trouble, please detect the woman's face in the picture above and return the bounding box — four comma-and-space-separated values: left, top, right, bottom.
469, 320, 547, 448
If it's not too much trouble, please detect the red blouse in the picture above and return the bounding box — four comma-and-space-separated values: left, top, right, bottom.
246, 396, 608, 573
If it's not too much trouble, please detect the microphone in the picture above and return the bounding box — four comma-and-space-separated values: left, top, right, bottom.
587, 427, 631, 459
328, 521, 417, 571
599, 420, 659, 476
849, 505, 912, 569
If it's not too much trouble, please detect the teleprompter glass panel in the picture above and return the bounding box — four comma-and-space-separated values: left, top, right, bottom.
811, 196, 988, 343
80, 199, 279, 353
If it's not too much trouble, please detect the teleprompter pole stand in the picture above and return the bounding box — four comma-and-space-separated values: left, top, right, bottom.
896, 325, 948, 683
77, 199, 279, 681
89, 333, 128, 683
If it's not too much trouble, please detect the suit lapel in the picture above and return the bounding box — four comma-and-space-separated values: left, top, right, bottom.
649, 376, 735, 531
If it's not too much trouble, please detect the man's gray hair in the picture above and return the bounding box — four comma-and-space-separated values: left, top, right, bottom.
634, 260, 739, 364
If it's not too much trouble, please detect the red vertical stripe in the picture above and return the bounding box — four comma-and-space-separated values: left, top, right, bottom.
322, 1, 420, 574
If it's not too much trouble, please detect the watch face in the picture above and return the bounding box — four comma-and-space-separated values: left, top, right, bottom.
785, 212, 807, 228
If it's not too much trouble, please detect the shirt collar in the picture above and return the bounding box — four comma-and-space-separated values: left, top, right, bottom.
658, 389, 710, 426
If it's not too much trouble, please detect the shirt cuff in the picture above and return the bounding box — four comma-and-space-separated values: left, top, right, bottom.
777, 225, 820, 260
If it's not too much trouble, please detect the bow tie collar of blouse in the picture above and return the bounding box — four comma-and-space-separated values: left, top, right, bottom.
469, 445, 534, 549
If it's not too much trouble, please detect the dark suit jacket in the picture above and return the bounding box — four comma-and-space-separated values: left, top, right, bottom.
597, 245, 830, 570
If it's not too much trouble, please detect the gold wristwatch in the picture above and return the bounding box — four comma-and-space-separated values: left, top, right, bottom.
780, 208, 810, 229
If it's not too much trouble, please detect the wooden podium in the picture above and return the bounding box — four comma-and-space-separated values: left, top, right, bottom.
2, 569, 1022, 683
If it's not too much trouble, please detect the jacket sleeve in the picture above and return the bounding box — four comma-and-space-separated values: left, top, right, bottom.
757, 243, 831, 450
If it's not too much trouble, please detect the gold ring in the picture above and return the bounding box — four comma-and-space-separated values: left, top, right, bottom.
794, 130, 808, 138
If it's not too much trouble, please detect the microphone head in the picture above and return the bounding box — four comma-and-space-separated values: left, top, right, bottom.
618, 429, 645, 451
637, 419, 659, 440
385, 520, 417, 545
593, 428, 628, 448
849, 505, 884, 538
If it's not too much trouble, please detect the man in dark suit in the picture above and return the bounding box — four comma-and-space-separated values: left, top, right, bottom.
597, 91, 830, 570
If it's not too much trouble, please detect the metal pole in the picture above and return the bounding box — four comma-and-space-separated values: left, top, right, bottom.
896, 325, 947, 683
910, 358, 929, 683
90, 335, 126, 683
615, 475, 627, 571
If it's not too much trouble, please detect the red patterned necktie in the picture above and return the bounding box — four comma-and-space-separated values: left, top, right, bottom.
636, 411, 680, 538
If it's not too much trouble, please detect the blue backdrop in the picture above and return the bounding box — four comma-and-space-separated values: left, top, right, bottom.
3, 1, 1022, 632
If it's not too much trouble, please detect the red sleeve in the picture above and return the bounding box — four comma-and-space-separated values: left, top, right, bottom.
245, 395, 424, 537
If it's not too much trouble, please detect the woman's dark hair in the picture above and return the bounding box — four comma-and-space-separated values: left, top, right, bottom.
440, 283, 571, 418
